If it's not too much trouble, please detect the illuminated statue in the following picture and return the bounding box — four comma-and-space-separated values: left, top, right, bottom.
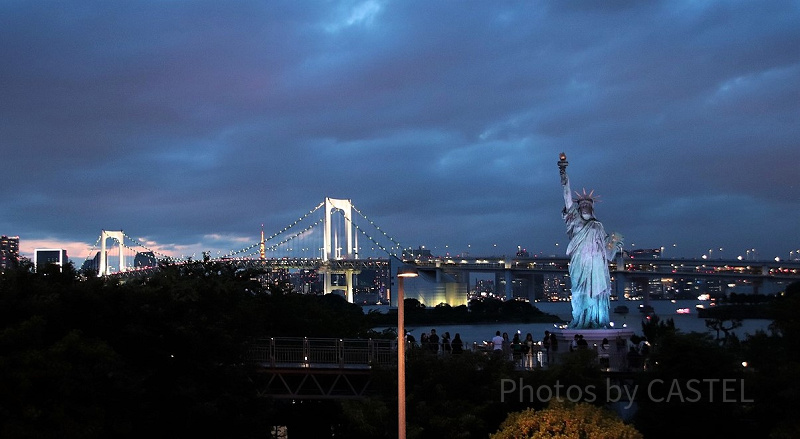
558, 153, 623, 329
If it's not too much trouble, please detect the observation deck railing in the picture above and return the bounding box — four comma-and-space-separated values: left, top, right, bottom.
245, 337, 395, 369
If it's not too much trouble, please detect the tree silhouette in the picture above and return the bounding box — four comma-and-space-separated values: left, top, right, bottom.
704, 317, 743, 345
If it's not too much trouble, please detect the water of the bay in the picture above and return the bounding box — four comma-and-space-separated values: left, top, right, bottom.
366, 299, 773, 348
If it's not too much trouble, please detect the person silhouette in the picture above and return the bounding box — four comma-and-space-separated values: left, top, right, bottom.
451, 333, 464, 355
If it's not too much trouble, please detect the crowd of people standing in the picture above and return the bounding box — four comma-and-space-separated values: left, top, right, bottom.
479, 329, 559, 369
404, 327, 648, 372
404, 327, 562, 370
509, 330, 559, 369
407, 328, 465, 355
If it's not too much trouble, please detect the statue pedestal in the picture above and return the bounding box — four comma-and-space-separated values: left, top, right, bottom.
551, 328, 635, 371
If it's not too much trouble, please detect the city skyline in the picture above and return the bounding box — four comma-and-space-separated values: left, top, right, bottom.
2, 1, 798, 263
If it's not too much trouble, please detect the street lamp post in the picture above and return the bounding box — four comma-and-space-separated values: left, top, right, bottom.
397, 265, 418, 439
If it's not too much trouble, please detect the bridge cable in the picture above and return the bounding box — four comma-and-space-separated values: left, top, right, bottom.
350, 203, 407, 255
218, 201, 325, 259
339, 207, 406, 262
81, 235, 103, 268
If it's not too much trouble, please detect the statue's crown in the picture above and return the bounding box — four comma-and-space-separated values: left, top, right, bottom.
574, 188, 598, 204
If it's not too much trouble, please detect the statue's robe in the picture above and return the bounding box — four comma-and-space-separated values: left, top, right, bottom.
563, 203, 616, 329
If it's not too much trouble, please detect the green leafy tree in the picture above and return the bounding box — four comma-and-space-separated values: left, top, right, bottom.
490, 401, 642, 439
406, 351, 520, 439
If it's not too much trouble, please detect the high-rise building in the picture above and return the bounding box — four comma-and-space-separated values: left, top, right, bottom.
134, 251, 157, 268
34, 248, 69, 272
1, 235, 20, 270
81, 252, 101, 274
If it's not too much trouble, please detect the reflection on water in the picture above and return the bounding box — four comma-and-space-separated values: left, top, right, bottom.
368, 299, 773, 348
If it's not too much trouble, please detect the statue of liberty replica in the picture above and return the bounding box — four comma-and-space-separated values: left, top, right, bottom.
558, 153, 623, 329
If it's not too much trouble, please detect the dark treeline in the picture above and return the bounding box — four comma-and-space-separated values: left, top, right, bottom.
696, 303, 774, 319
2, 261, 799, 438
696, 292, 779, 320
369, 297, 564, 326
628, 282, 800, 439
0, 260, 377, 438
722, 292, 778, 304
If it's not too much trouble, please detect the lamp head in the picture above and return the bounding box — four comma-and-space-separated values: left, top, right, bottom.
397, 265, 419, 278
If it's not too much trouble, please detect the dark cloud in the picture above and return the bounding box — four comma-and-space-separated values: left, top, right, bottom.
1, 0, 798, 262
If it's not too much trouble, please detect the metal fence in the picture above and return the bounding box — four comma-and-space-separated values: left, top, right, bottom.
245, 337, 637, 372
245, 337, 395, 368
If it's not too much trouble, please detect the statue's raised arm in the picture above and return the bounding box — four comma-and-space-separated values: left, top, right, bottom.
558, 152, 572, 211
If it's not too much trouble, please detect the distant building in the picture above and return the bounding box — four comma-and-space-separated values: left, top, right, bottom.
404, 246, 433, 260
628, 248, 662, 259
134, 251, 157, 268
474, 278, 495, 297
34, 248, 69, 272
81, 252, 101, 274
1, 235, 20, 271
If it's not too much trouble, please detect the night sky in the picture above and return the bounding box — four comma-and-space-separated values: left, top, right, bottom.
2, 1, 798, 263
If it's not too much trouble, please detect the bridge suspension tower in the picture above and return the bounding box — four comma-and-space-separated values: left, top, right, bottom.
321, 197, 358, 301
98, 230, 125, 277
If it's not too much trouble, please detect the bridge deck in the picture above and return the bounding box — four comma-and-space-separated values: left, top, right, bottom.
246, 337, 396, 399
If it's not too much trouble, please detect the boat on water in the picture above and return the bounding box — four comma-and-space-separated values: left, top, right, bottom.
613, 305, 630, 314
638, 304, 655, 314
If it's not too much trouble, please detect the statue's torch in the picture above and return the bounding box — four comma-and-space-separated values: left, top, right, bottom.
558, 152, 568, 176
